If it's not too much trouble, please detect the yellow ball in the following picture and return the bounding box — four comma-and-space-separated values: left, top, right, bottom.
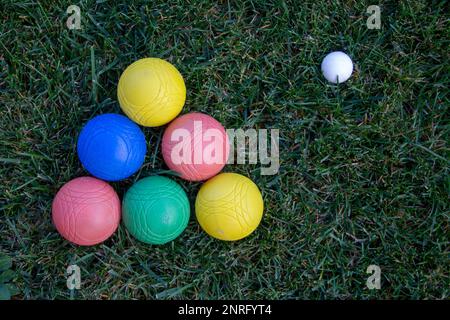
195, 173, 264, 241
117, 58, 186, 127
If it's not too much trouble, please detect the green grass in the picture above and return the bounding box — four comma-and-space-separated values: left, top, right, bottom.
0, 0, 448, 299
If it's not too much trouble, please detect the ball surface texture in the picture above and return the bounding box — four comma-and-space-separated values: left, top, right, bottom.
195, 173, 264, 241
52, 177, 121, 246
77, 113, 146, 181
162, 112, 229, 181
321, 51, 353, 83
117, 58, 186, 127
122, 176, 190, 245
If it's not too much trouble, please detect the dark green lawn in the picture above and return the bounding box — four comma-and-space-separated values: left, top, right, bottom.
0, 0, 448, 299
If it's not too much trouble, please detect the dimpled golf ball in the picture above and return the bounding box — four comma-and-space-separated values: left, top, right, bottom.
77, 113, 146, 181
117, 58, 186, 127
162, 112, 229, 181
52, 177, 121, 246
321, 51, 354, 83
122, 176, 190, 245
195, 173, 264, 241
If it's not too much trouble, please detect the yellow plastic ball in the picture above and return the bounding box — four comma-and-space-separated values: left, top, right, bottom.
195, 173, 264, 241
117, 58, 186, 127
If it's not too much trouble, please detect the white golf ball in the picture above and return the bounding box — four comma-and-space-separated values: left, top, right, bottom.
321, 51, 354, 84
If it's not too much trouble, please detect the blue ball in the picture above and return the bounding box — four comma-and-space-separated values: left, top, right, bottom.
77, 114, 147, 181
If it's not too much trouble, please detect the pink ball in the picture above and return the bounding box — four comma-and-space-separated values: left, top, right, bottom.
162, 112, 230, 181
52, 177, 121, 246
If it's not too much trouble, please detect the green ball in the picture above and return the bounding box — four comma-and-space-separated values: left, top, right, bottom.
122, 176, 190, 244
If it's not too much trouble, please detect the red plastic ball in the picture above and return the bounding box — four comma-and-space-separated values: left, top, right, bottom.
52, 177, 121, 246
162, 112, 230, 181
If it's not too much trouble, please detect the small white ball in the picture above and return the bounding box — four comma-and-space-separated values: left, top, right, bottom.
321, 51, 354, 84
